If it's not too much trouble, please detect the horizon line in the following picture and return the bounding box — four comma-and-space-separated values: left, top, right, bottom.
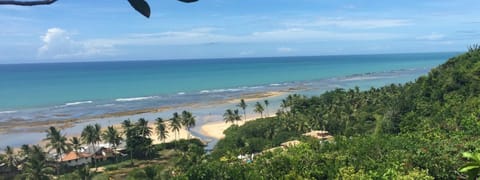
0, 50, 462, 65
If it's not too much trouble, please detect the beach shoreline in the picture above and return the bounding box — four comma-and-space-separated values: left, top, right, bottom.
200, 114, 276, 140
0, 90, 288, 149
0, 90, 287, 136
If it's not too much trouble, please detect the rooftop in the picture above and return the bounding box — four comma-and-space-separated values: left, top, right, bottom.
61, 151, 91, 162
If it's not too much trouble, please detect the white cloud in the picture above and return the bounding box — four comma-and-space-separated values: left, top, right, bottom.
89, 27, 402, 47
38, 28, 116, 59
34, 26, 403, 60
416, 32, 445, 41
285, 17, 412, 29
277, 47, 294, 53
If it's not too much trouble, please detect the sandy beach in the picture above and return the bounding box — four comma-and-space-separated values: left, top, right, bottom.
200, 92, 282, 139
0, 90, 288, 136
201, 114, 276, 139
0, 90, 288, 150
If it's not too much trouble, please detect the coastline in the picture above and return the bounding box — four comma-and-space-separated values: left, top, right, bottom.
0, 90, 287, 149
200, 114, 276, 140
0, 63, 439, 149
0, 90, 287, 136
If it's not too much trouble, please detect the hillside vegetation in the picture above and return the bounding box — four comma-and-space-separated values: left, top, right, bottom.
176, 48, 480, 179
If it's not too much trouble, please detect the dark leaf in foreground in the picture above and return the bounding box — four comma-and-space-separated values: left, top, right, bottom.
128, 0, 151, 18
178, 0, 198, 3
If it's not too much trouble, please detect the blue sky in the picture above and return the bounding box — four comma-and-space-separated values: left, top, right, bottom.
0, 0, 479, 63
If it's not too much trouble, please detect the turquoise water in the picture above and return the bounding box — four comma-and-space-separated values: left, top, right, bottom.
0, 52, 458, 122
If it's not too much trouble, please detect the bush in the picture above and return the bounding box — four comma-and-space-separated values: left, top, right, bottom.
126, 169, 148, 180
155, 138, 205, 151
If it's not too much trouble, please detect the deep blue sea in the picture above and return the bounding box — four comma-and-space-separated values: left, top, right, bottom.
0, 52, 458, 123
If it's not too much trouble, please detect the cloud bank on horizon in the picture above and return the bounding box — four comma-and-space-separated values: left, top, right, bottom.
0, 0, 479, 63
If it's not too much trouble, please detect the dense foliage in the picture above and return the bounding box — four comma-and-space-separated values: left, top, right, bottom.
176, 48, 480, 179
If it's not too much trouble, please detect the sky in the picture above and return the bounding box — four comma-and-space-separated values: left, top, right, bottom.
0, 0, 479, 63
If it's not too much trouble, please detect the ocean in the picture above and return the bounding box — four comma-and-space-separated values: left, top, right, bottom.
0, 52, 459, 148
0, 52, 458, 122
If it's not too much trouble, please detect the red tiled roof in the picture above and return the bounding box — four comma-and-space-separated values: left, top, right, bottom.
61, 151, 91, 162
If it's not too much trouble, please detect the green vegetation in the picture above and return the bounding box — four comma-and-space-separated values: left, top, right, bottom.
0, 111, 197, 179
254, 102, 265, 118
20, 145, 55, 180
173, 47, 480, 179
223, 109, 242, 125
460, 152, 480, 180
237, 99, 248, 121
2, 49, 480, 179
155, 118, 169, 143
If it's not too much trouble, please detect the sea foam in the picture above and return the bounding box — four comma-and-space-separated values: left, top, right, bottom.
341, 76, 382, 81
0, 111, 16, 114
116, 96, 156, 102
64, 101, 93, 106
96, 103, 115, 107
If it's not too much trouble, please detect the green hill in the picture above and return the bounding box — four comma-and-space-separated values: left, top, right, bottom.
177, 47, 480, 179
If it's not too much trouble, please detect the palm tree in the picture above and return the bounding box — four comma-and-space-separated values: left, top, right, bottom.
155, 117, 169, 143
102, 126, 123, 162
264, 99, 269, 117
136, 118, 152, 138
94, 123, 102, 143
102, 126, 123, 148
132, 118, 154, 159
20, 144, 31, 159
122, 119, 133, 132
44, 126, 70, 176
237, 99, 247, 121
170, 112, 182, 141
44, 126, 70, 162
122, 119, 135, 165
81, 124, 101, 169
254, 102, 265, 118
233, 109, 242, 124
81, 124, 101, 154
4, 146, 17, 172
280, 99, 288, 111
122, 119, 134, 140
181, 111, 196, 138
70, 137, 81, 154
21, 145, 54, 180
223, 109, 235, 124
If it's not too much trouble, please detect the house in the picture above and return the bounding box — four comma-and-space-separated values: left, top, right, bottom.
303, 130, 334, 141
60, 145, 116, 167
92, 147, 115, 161
60, 151, 92, 167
